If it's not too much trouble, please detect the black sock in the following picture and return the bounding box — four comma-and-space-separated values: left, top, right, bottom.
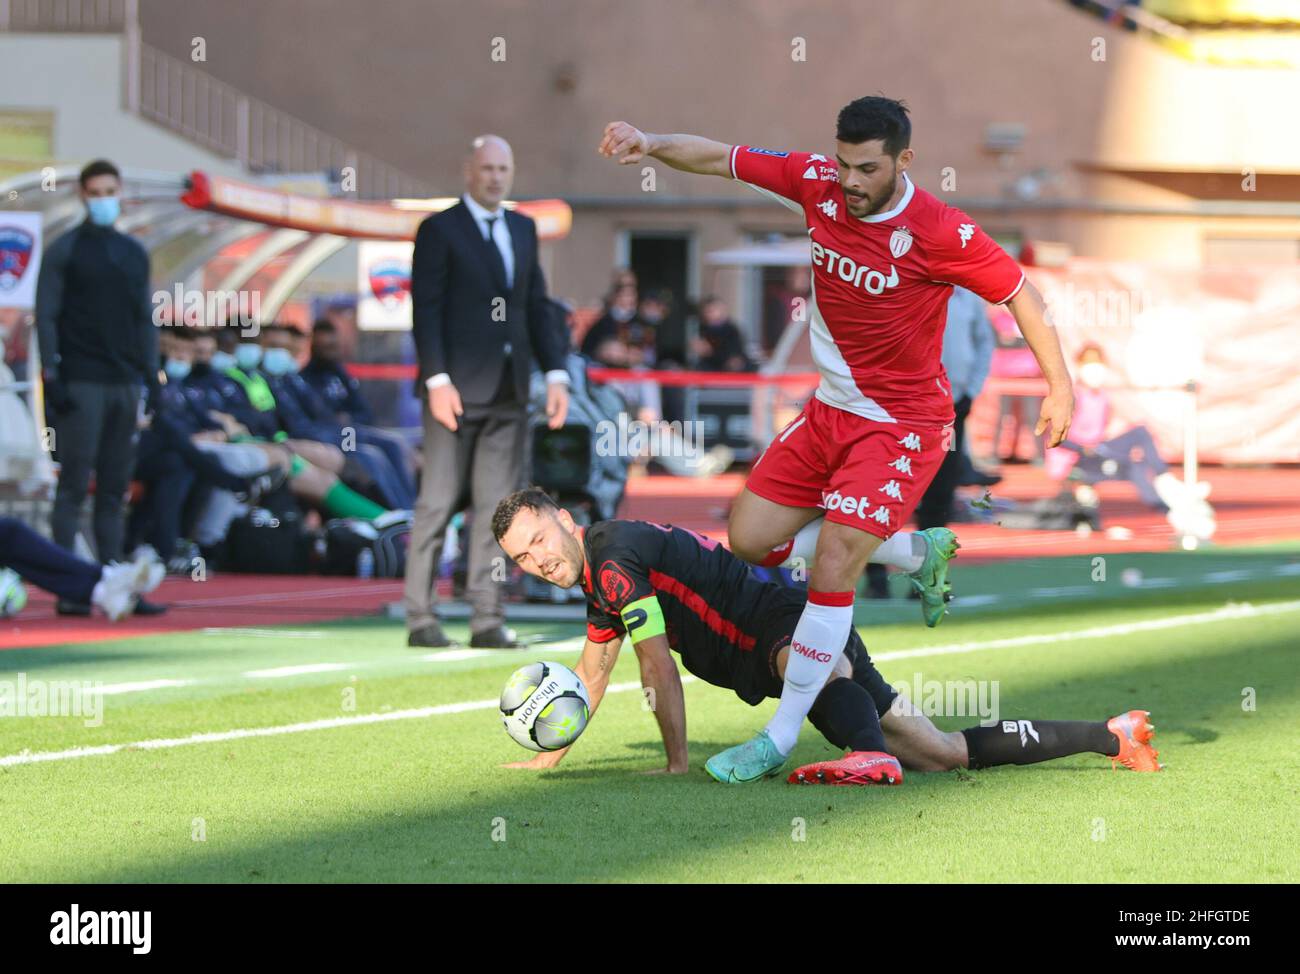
962, 719, 1118, 769
808, 678, 888, 754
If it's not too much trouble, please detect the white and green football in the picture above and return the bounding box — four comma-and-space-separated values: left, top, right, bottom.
500, 661, 591, 752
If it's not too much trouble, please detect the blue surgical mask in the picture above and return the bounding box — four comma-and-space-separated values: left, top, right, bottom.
235, 343, 263, 370
210, 350, 236, 372
86, 196, 121, 227
163, 358, 191, 382
260, 347, 298, 376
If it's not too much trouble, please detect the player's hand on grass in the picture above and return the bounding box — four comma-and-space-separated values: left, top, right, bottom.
599, 122, 651, 164
1036, 387, 1075, 448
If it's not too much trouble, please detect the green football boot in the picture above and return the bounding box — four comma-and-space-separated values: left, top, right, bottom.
705, 730, 789, 784
904, 527, 960, 628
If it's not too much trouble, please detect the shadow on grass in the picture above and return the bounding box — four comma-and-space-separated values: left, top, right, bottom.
71, 621, 1297, 883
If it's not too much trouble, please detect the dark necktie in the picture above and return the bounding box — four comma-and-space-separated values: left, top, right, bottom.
483, 215, 508, 290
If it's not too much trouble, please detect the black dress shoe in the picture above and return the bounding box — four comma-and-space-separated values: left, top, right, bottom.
408, 621, 451, 648
56, 599, 92, 616
133, 598, 168, 616
469, 625, 521, 649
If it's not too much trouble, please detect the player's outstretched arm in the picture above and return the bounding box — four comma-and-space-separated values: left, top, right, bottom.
1007, 280, 1075, 448
501, 635, 622, 771
598, 121, 733, 178
631, 634, 689, 774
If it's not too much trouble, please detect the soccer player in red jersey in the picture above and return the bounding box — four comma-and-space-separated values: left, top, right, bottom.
598, 97, 1074, 783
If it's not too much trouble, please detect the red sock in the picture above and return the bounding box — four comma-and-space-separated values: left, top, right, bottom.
758, 538, 794, 568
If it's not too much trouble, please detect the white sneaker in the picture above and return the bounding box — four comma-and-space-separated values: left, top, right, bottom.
128, 546, 165, 592
91, 562, 140, 621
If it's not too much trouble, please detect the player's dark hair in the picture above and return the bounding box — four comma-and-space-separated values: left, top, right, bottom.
492, 486, 561, 542
312, 318, 337, 335
79, 158, 121, 188
836, 96, 911, 157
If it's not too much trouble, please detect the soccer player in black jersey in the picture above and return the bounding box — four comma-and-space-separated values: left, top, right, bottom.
492, 488, 1162, 784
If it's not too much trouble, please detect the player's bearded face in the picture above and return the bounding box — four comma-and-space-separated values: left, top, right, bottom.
837, 140, 903, 218
505, 510, 584, 588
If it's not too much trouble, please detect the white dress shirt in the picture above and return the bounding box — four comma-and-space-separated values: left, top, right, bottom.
426, 194, 568, 391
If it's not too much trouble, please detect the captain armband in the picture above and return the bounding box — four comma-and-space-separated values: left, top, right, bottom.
619, 595, 666, 646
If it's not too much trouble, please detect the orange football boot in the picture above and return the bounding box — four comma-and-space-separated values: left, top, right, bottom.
788, 750, 904, 786
1107, 709, 1163, 772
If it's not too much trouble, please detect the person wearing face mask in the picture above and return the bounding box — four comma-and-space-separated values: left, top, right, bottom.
257, 324, 414, 510
34, 159, 160, 605
1045, 344, 1213, 530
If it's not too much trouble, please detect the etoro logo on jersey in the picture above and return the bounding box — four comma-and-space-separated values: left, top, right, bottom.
809, 238, 899, 295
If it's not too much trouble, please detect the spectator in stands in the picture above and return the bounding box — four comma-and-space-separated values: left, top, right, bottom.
258, 324, 414, 509
301, 318, 418, 496
302, 319, 373, 424
1045, 343, 1213, 534
690, 295, 754, 372
132, 327, 254, 571
990, 304, 1044, 464
34, 159, 159, 594
165, 327, 394, 554
0, 516, 163, 621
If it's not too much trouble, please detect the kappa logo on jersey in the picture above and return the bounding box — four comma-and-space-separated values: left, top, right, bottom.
598, 561, 635, 607
1003, 719, 1041, 747
747, 147, 789, 157
810, 239, 900, 295
878, 480, 904, 501
817, 199, 838, 220
888, 455, 914, 476
869, 506, 890, 525
897, 432, 922, 452
957, 223, 976, 248
809, 153, 828, 162
791, 638, 833, 664
889, 227, 913, 259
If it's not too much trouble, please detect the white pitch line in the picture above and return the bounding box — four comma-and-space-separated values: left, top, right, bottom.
93, 679, 193, 696
0, 677, 686, 768
872, 599, 1300, 663
244, 663, 351, 678
4, 600, 1298, 769
201, 628, 328, 638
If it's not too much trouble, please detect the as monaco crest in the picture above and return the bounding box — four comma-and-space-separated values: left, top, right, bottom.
368, 258, 411, 309
889, 227, 913, 259
0, 226, 34, 292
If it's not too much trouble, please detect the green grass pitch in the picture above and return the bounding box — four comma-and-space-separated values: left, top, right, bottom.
2, 544, 1297, 883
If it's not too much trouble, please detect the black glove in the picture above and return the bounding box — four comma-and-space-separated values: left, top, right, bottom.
42, 371, 75, 415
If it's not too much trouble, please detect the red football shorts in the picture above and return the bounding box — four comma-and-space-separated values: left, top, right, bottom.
745, 395, 952, 539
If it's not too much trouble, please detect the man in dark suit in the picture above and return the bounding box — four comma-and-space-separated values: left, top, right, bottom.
405, 135, 570, 648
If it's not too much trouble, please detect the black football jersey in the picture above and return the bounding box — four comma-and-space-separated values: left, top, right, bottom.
578, 519, 797, 657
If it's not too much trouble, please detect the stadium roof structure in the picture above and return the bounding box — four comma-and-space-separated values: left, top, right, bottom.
0, 166, 572, 324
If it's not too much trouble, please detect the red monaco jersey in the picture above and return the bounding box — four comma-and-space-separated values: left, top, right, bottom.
731, 145, 1025, 427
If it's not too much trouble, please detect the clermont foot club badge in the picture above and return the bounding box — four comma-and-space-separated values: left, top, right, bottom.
368, 257, 411, 308
0, 226, 34, 292
889, 226, 913, 259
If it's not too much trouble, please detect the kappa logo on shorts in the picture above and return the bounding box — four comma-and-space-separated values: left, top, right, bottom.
878, 480, 904, 501
897, 432, 922, 451
888, 455, 914, 476
598, 561, 635, 607
820, 490, 893, 525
